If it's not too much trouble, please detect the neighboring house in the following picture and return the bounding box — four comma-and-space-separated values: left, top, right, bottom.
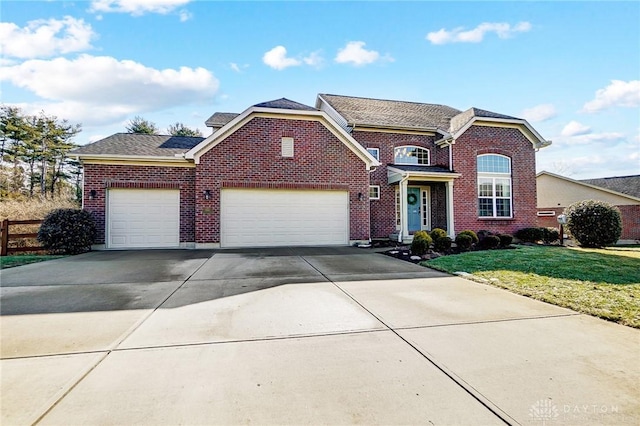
73, 94, 551, 249
536, 171, 640, 243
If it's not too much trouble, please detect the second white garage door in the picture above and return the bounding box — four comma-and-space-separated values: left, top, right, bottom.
108, 189, 180, 249
220, 189, 349, 247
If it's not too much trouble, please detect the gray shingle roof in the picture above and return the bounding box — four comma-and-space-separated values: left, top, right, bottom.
72, 133, 204, 157
320, 94, 461, 131
580, 175, 640, 198
389, 165, 455, 174
449, 108, 519, 134
254, 98, 316, 110
205, 112, 239, 128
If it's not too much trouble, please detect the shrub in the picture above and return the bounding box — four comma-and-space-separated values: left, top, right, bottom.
37, 209, 96, 255
498, 234, 513, 247
565, 200, 622, 248
433, 236, 452, 252
541, 227, 560, 244
477, 230, 493, 241
429, 228, 448, 241
455, 233, 473, 251
411, 230, 432, 256
457, 230, 479, 244
478, 235, 501, 250
515, 227, 544, 243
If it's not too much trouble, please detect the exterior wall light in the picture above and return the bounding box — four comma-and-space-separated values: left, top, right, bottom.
204, 189, 212, 200
358, 192, 363, 201
89, 189, 97, 200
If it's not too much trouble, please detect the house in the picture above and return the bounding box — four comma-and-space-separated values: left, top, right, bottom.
73, 94, 551, 249
537, 171, 640, 243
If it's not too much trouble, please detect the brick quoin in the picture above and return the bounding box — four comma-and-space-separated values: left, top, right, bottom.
195, 117, 370, 244
452, 125, 538, 235
82, 163, 195, 245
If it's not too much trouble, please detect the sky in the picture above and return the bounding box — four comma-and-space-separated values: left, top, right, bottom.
1, 0, 639, 180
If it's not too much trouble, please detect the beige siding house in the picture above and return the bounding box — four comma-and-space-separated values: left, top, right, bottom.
536, 171, 640, 243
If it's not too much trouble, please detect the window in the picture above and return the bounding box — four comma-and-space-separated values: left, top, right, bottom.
395, 188, 401, 228
281, 137, 294, 157
366, 148, 379, 161
369, 185, 380, 200
394, 146, 429, 165
477, 154, 512, 218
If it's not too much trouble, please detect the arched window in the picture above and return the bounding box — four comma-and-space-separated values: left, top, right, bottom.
394, 146, 430, 165
477, 154, 512, 218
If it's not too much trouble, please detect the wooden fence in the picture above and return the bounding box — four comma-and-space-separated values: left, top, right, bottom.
0, 219, 44, 256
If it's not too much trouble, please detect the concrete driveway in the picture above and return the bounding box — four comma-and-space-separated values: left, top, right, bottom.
1, 248, 638, 425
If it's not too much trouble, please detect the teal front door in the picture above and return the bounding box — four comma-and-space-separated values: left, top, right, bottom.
407, 187, 421, 232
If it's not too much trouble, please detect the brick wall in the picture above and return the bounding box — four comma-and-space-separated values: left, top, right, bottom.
453, 125, 538, 235
538, 205, 640, 241
352, 130, 441, 238
195, 117, 370, 244
82, 163, 196, 245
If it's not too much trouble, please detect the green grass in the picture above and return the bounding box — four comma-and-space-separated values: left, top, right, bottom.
0, 254, 67, 269
423, 245, 640, 328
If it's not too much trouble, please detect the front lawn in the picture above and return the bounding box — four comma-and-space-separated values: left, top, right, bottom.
423, 245, 640, 328
0, 254, 67, 269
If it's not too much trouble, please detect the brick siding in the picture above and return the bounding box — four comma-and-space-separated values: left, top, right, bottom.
82, 163, 195, 245
195, 117, 370, 244
537, 205, 640, 241
452, 125, 538, 235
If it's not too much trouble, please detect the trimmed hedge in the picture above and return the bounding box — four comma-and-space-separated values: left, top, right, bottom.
565, 200, 622, 248
37, 209, 96, 255
411, 230, 432, 256
515, 227, 544, 243
433, 236, 452, 252
455, 233, 473, 251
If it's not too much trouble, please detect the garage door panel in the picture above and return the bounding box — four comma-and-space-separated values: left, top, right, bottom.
108, 189, 180, 249
221, 189, 348, 248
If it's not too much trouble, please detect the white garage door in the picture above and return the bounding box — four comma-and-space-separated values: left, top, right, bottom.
108, 189, 180, 249
221, 189, 349, 248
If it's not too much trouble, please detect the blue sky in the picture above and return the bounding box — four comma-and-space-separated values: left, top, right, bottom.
1, 0, 638, 179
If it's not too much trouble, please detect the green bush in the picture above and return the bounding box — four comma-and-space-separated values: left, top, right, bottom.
515, 227, 544, 243
411, 230, 432, 256
429, 228, 448, 241
455, 233, 473, 251
433, 236, 452, 252
565, 200, 622, 248
37, 209, 96, 255
478, 235, 501, 250
498, 234, 513, 247
541, 227, 560, 244
457, 230, 479, 244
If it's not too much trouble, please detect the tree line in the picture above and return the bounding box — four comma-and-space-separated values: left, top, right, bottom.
1, 106, 203, 201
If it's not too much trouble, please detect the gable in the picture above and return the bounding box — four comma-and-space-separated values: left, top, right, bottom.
185, 106, 380, 169
537, 172, 640, 207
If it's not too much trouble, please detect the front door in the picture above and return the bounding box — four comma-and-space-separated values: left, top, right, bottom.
407, 187, 421, 232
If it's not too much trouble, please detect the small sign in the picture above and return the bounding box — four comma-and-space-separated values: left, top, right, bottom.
557, 214, 567, 224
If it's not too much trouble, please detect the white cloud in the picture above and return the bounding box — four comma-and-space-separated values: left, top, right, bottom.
561, 120, 592, 137
582, 80, 640, 113
262, 46, 301, 70
303, 51, 324, 67
560, 132, 625, 146
89, 0, 191, 16
520, 104, 557, 123
426, 21, 532, 45
335, 41, 391, 66
0, 16, 95, 59
178, 9, 192, 22
0, 54, 219, 125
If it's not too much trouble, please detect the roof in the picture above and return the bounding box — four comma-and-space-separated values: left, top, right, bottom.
72, 133, 204, 157
580, 175, 640, 199
449, 107, 518, 134
253, 98, 316, 111
388, 164, 455, 174
318, 94, 461, 131
536, 171, 640, 204
205, 112, 239, 128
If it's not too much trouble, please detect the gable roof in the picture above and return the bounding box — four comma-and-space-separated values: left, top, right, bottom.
72, 133, 203, 158
185, 100, 380, 169
537, 171, 640, 204
205, 112, 239, 128
449, 108, 518, 134
580, 175, 640, 199
317, 94, 460, 132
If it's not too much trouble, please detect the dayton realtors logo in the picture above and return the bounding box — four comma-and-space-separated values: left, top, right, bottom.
529, 399, 559, 424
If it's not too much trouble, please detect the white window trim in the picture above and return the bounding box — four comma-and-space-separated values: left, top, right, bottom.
394, 145, 430, 166
369, 185, 380, 200
366, 148, 380, 161
421, 188, 431, 230
477, 154, 512, 219
537, 211, 556, 216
